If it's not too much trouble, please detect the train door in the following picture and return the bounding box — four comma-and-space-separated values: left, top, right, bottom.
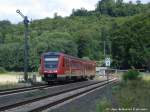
84, 63, 86, 77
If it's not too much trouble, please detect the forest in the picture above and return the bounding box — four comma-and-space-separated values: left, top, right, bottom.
0, 0, 150, 71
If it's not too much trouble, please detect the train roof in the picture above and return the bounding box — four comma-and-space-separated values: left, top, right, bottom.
43, 52, 62, 56
42, 52, 95, 64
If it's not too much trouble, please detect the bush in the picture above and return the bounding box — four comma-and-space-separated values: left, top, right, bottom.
96, 97, 111, 112
0, 67, 6, 73
122, 69, 141, 81
82, 57, 90, 60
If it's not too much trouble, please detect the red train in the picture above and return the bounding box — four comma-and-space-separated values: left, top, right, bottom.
39, 52, 96, 83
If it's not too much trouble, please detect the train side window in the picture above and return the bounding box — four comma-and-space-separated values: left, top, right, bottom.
64, 57, 69, 68
64, 58, 66, 67
63, 60, 65, 67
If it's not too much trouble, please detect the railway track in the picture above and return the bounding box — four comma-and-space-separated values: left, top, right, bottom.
0, 81, 81, 96
0, 85, 49, 96
0, 79, 118, 112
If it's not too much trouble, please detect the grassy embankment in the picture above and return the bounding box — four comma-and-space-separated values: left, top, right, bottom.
0, 72, 41, 90
0, 72, 24, 90
97, 72, 150, 112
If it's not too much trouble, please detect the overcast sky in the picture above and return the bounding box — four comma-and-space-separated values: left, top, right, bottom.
0, 0, 149, 24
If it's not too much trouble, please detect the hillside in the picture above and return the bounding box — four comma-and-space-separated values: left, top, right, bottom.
0, 0, 149, 71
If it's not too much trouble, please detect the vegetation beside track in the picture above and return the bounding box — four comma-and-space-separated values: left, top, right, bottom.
97, 71, 150, 112
0, 72, 41, 90
0, 72, 22, 84
0, 72, 27, 90
0, 83, 24, 90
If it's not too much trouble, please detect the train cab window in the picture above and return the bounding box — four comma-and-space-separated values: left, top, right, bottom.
44, 55, 59, 69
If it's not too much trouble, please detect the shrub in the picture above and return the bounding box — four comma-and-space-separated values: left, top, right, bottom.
122, 69, 141, 81
82, 56, 90, 60
0, 67, 6, 73
96, 97, 111, 112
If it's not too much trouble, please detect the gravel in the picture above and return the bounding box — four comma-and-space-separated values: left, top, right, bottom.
49, 83, 114, 112
0, 80, 102, 109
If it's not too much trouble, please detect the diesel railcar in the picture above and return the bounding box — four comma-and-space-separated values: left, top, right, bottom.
39, 52, 96, 83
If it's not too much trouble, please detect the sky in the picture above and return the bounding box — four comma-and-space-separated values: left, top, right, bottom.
0, 0, 149, 24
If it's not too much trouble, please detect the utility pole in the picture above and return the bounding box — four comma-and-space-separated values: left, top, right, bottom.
16, 9, 29, 82
109, 41, 111, 56
104, 41, 106, 58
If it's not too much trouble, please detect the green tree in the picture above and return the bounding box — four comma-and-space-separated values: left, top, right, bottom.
111, 13, 150, 69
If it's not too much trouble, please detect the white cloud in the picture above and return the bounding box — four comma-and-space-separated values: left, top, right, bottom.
0, 0, 149, 24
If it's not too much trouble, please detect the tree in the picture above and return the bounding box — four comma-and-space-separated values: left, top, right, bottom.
0, 1, 149, 71
136, 0, 141, 5
95, 0, 149, 17
71, 8, 89, 16
111, 13, 150, 69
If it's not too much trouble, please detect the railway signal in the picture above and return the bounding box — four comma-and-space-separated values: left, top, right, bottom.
105, 57, 111, 67
16, 9, 29, 82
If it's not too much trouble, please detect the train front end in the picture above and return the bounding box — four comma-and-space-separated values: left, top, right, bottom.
40, 52, 62, 82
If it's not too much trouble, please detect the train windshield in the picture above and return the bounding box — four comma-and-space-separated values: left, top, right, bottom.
44, 55, 59, 69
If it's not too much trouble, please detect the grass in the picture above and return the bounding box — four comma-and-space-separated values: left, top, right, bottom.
96, 97, 112, 112
0, 82, 25, 90
115, 80, 150, 110
141, 72, 150, 81
0, 72, 42, 90
0, 72, 24, 83
96, 73, 150, 112
0, 72, 24, 90
143, 76, 150, 81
